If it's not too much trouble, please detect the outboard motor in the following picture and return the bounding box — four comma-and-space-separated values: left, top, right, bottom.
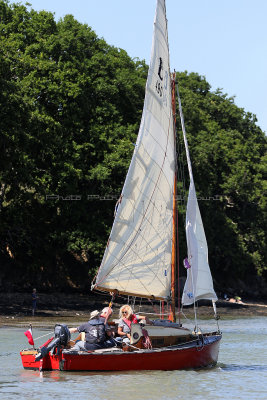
35, 324, 70, 361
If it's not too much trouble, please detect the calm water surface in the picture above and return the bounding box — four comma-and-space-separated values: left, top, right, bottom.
0, 317, 266, 400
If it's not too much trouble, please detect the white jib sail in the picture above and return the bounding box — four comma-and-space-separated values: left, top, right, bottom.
177, 87, 218, 306
182, 182, 218, 305
93, 0, 175, 299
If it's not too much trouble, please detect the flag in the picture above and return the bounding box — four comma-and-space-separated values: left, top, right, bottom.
24, 327, 34, 346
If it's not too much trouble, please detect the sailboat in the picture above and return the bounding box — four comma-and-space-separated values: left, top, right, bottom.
20, 0, 221, 371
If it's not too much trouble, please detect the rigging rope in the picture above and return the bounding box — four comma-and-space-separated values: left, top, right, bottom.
176, 77, 200, 330
175, 76, 187, 227
34, 332, 54, 341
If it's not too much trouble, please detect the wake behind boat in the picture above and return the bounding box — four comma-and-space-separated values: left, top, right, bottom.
20, 0, 221, 372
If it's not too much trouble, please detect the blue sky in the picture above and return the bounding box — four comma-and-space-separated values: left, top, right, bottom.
24, 0, 267, 133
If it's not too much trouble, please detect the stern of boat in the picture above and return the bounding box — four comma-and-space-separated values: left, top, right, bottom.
20, 349, 61, 371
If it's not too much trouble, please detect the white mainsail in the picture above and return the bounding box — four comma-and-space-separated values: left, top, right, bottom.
177, 88, 218, 306
92, 0, 176, 300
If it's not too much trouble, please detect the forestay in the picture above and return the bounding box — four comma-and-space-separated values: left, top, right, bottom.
92, 0, 176, 300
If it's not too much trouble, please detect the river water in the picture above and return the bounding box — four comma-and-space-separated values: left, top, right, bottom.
0, 317, 266, 400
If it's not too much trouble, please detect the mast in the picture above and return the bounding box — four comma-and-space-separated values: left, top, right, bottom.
170, 172, 176, 322
170, 73, 177, 323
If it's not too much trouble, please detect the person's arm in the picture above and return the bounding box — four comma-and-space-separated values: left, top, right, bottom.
69, 327, 78, 334
137, 315, 152, 325
117, 326, 130, 340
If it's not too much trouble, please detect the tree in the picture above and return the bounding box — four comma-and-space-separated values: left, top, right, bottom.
0, 0, 147, 289
0, 1, 266, 297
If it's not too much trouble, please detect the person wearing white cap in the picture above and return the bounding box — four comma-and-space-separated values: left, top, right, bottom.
69, 307, 114, 351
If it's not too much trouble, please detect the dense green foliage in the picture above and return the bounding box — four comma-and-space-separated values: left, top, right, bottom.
0, 1, 266, 296
0, 0, 148, 289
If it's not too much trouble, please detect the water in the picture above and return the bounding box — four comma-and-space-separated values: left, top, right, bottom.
0, 317, 267, 400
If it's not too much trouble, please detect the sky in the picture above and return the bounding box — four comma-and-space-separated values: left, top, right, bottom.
23, 0, 267, 133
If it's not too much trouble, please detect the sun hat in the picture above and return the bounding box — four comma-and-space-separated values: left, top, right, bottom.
89, 310, 101, 320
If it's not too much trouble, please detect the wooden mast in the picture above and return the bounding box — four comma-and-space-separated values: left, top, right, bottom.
170, 72, 177, 322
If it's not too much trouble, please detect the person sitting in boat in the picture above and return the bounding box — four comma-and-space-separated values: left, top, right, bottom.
69, 307, 115, 351
117, 305, 152, 344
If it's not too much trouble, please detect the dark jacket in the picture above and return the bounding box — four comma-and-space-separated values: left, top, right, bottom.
78, 317, 108, 345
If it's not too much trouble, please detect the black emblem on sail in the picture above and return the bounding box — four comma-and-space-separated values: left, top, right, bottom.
156, 57, 164, 97
158, 57, 163, 81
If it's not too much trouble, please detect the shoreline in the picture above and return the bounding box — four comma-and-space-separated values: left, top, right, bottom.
1, 294, 267, 328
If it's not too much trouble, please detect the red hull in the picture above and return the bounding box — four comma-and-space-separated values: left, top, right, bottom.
20, 334, 221, 371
